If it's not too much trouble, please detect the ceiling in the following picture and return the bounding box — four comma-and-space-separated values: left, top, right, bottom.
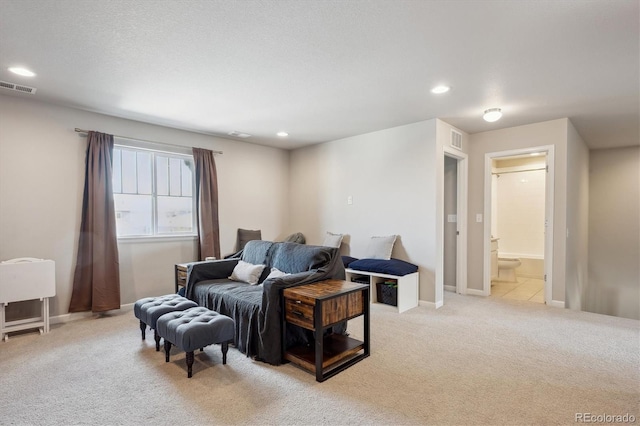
1, 0, 638, 150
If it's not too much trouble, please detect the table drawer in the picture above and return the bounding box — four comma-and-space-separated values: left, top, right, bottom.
285, 298, 314, 329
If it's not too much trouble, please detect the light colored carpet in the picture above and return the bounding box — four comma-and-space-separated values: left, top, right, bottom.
1, 292, 638, 426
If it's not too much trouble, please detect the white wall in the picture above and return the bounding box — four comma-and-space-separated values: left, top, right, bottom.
0, 94, 290, 319
469, 119, 569, 303
290, 119, 441, 303
587, 146, 639, 320
565, 121, 590, 312
494, 157, 546, 258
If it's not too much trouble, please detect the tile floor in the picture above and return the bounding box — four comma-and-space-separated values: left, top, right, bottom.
490, 277, 545, 303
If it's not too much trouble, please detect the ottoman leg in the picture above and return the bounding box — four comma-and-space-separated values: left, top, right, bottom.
139, 320, 146, 340
221, 341, 229, 365
155, 330, 161, 351
164, 340, 172, 362
186, 351, 194, 378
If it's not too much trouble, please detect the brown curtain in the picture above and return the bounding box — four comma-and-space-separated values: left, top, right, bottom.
193, 148, 221, 260
69, 131, 120, 313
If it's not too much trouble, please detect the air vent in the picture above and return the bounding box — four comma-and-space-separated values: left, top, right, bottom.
227, 131, 251, 138
450, 130, 462, 150
0, 80, 37, 94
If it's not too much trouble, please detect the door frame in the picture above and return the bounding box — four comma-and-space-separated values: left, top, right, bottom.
443, 147, 468, 297
483, 145, 555, 304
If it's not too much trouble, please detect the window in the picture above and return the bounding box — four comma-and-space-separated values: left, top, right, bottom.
112, 145, 195, 237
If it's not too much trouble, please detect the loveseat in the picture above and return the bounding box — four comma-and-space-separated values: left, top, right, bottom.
184, 240, 345, 365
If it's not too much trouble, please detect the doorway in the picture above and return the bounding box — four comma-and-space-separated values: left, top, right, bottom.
444, 156, 458, 293
483, 146, 554, 305
441, 148, 468, 301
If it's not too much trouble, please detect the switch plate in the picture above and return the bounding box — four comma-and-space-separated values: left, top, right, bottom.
447, 214, 457, 223
476, 214, 483, 223
347, 196, 353, 205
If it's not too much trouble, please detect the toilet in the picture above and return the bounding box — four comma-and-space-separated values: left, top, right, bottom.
497, 257, 521, 282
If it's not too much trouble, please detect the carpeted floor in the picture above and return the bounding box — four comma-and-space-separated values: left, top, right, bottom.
1, 292, 638, 426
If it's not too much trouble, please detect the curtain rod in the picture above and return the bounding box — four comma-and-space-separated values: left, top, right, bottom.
74, 128, 223, 155
492, 167, 546, 176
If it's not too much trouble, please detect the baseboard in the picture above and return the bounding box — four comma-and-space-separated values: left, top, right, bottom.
51, 303, 134, 325
419, 300, 443, 309
465, 288, 486, 296
549, 300, 565, 308
444, 285, 456, 292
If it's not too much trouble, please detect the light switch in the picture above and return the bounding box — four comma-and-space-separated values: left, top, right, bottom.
347, 196, 353, 205
476, 214, 483, 223
447, 214, 457, 223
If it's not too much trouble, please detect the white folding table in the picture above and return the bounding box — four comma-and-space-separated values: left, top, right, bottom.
0, 258, 56, 341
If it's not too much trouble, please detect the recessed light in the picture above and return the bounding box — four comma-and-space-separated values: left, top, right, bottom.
483, 108, 502, 122
277, 131, 289, 137
8, 67, 36, 77
431, 85, 450, 94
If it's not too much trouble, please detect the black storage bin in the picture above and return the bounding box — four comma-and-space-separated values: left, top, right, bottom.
376, 281, 397, 306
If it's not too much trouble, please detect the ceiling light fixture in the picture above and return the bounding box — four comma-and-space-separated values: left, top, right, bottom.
483, 108, 502, 122
277, 131, 289, 137
8, 67, 36, 77
431, 85, 450, 94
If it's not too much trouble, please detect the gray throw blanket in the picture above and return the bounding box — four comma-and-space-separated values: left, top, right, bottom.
185, 241, 345, 365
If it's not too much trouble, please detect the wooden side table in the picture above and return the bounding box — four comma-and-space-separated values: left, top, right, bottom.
282, 279, 370, 382
174, 260, 217, 293
174, 263, 189, 293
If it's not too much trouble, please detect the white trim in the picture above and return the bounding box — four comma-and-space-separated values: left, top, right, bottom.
484, 145, 555, 302
114, 139, 193, 156
444, 285, 456, 292
419, 300, 443, 309
543, 148, 555, 306
498, 253, 544, 260
549, 300, 565, 308
465, 288, 486, 296
50, 303, 134, 325
117, 235, 197, 244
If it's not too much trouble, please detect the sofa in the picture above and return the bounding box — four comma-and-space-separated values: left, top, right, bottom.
184, 240, 345, 365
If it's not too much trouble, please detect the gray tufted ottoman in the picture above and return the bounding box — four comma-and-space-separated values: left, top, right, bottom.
156, 307, 235, 378
133, 294, 198, 351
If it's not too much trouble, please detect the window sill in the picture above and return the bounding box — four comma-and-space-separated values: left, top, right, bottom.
117, 235, 198, 244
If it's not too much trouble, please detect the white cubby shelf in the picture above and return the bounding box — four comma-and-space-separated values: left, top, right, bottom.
345, 268, 419, 313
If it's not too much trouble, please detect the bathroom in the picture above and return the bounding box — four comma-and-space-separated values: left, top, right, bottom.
490, 154, 546, 303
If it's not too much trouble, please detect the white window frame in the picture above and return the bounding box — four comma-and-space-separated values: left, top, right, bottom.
112, 139, 197, 241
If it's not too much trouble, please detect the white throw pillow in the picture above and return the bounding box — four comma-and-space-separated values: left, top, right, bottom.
266, 267, 290, 280
364, 235, 397, 260
229, 260, 266, 285
258, 267, 290, 287
322, 231, 343, 248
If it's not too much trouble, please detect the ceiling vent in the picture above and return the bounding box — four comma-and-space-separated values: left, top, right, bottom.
228, 131, 251, 138
450, 130, 462, 150
0, 80, 37, 94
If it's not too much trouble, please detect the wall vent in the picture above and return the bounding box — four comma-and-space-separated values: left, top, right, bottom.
228, 131, 251, 138
450, 130, 462, 150
0, 80, 37, 94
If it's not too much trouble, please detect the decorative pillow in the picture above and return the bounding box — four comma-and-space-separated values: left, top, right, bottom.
238, 228, 262, 250
342, 256, 358, 268
322, 232, 343, 248
364, 235, 397, 260
349, 258, 418, 276
228, 260, 266, 285
283, 232, 306, 244
265, 267, 290, 280
258, 267, 291, 287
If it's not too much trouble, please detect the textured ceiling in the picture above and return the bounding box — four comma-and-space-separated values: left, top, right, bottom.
0, 0, 638, 150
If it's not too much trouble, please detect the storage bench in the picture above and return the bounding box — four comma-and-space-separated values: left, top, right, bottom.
345, 268, 419, 313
